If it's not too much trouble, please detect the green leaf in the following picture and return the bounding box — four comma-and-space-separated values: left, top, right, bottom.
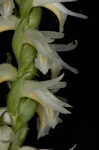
17, 44, 37, 79
12, 19, 27, 62
20, 0, 33, 19
9, 125, 28, 150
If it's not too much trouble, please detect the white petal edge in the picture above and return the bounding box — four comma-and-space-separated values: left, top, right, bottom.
19, 146, 37, 150
0, 0, 15, 18
0, 142, 10, 150
49, 40, 78, 52
33, 0, 77, 7
0, 63, 17, 83
0, 15, 19, 32
0, 125, 14, 142
24, 29, 55, 60
69, 144, 77, 150
41, 31, 64, 41
53, 3, 88, 19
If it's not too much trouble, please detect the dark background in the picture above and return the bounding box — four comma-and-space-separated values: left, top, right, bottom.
0, 0, 96, 150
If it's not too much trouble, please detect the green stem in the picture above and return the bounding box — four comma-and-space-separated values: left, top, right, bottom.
8, 2, 42, 150
9, 125, 28, 150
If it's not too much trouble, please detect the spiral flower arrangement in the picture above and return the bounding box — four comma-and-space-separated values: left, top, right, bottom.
0, 0, 87, 150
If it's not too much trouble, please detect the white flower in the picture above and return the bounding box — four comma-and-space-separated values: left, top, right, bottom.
21, 74, 71, 138
0, 63, 17, 83
0, 15, 19, 32
0, 125, 14, 150
0, 0, 15, 18
24, 29, 78, 77
32, 0, 87, 32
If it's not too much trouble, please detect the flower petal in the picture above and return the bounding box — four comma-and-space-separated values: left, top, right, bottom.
0, 142, 10, 150
0, 107, 11, 125
0, 125, 14, 142
0, 0, 15, 18
36, 105, 62, 138
35, 53, 50, 75
33, 1, 87, 32
24, 29, 54, 60
22, 81, 70, 114
41, 31, 64, 43
0, 125, 14, 150
19, 147, 37, 150
69, 144, 77, 150
49, 40, 78, 52
51, 3, 87, 32
40, 73, 67, 91
0, 15, 19, 32
43, 3, 68, 32
33, 0, 77, 7
0, 63, 17, 83
50, 52, 78, 78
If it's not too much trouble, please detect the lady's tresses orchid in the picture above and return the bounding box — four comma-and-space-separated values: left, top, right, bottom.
0, 0, 87, 149
32, 0, 87, 32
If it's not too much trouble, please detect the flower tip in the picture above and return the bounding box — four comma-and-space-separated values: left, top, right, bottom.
81, 14, 88, 19
73, 69, 79, 74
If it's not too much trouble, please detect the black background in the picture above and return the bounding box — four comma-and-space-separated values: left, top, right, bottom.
0, 0, 96, 150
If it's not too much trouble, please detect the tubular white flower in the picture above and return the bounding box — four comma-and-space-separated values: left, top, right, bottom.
0, 0, 15, 18
0, 15, 19, 32
33, 0, 87, 32
0, 63, 17, 83
24, 29, 78, 77
21, 75, 70, 138
22, 75, 69, 114
37, 105, 63, 138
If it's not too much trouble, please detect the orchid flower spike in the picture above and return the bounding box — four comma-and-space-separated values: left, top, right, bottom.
32, 0, 88, 32
0, 0, 14, 18
24, 29, 78, 78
